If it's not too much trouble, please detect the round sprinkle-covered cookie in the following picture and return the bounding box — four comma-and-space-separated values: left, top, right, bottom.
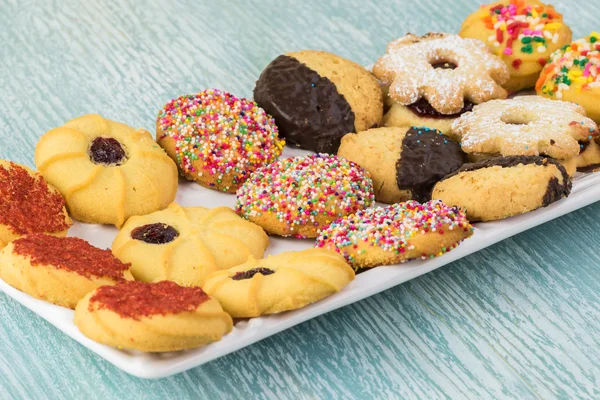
338, 126, 465, 204
236, 154, 375, 238
0, 234, 133, 308
75, 281, 233, 352
537, 34, 600, 123
202, 248, 354, 318
460, 0, 572, 93
315, 201, 473, 268
112, 203, 268, 287
452, 96, 599, 160
157, 89, 285, 193
35, 114, 178, 227
373, 33, 509, 139
0, 160, 72, 250
254, 50, 383, 154
432, 156, 571, 221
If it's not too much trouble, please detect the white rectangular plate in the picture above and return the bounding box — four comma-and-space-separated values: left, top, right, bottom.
1, 145, 600, 379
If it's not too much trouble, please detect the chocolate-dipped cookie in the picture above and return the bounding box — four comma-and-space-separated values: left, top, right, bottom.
254, 50, 383, 154
338, 126, 465, 204
432, 156, 571, 221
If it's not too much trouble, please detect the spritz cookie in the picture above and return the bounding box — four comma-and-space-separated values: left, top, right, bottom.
460, 0, 572, 92
236, 154, 375, 238
315, 201, 473, 268
112, 203, 268, 287
202, 248, 354, 318
254, 50, 383, 153
0, 234, 132, 309
157, 89, 284, 193
35, 114, 178, 227
75, 281, 233, 352
373, 33, 509, 139
0, 160, 71, 250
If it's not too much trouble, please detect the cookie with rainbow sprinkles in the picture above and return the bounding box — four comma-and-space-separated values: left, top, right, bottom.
315, 200, 473, 269
460, 0, 572, 93
156, 89, 285, 193
236, 154, 375, 239
536, 33, 600, 124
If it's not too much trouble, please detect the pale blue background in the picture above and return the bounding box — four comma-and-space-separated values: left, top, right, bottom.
1, 0, 599, 399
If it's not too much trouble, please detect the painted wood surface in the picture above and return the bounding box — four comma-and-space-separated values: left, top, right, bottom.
1, 0, 599, 398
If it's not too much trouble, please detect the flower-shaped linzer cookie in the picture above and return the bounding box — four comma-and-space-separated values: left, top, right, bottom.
373, 33, 510, 115
452, 96, 599, 160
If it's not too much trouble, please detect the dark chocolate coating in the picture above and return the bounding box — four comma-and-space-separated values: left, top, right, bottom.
396, 127, 465, 203
253, 55, 355, 154
578, 163, 600, 173
439, 155, 571, 207
407, 98, 474, 119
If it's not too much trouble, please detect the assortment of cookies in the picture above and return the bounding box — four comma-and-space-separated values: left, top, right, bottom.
0, 0, 597, 353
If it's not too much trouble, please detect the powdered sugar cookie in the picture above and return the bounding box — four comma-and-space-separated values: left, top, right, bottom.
461, 0, 572, 93
373, 33, 509, 139
452, 96, 599, 160
537, 34, 600, 124
236, 154, 374, 238
315, 200, 473, 268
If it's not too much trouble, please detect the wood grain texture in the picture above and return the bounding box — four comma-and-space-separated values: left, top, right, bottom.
1, 0, 600, 398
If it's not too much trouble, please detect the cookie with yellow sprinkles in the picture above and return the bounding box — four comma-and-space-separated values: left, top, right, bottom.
460, 0, 571, 93
236, 154, 375, 238
537, 33, 600, 124
315, 200, 473, 269
156, 89, 285, 193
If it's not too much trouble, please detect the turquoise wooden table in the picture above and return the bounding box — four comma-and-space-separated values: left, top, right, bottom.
1, 0, 600, 398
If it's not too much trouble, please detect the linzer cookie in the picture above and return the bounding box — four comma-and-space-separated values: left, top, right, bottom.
75, 281, 233, 352
112, 203, 268, 287
373, 33, 509, 139
537, 33, 600, 124
0, 234, 133, 308
253, 50, 383, 154
156, 89, 285, 193
315, 201, 473, 268
460, 0, 572, 92
452, 96, 599, 161
338, 126, 465, 204
35, 114, 178, 227
0, 160, 71, 249
202, 248, 354, 318
432, 156, 571, 221
235, 154, 375, 238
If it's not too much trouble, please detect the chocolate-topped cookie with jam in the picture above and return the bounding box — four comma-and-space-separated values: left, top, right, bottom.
35, 114, 178, 227
338, 126, 466, 204
75, 280, 233, 352
0, 160, 72, 249
254, 50, 383, 154
372, 33, 509, 140
112, 203, 268, 287
0, 234, 132, 308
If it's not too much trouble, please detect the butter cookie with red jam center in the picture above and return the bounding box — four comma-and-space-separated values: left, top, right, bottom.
35, 114, 178, 227
202, 248, 354, 318
156, 89, 285, 193
0, 160, 71, 249
0, 234, 133, 308
236, 154, 375, 238
75, 281, 232, 352
373, 33, 509, 140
